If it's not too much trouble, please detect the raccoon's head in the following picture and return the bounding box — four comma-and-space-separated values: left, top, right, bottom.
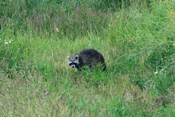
67, 55, 79, 68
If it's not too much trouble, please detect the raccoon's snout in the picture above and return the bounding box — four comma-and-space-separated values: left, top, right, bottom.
71, 65, 76, 68
69, 63, 76, 68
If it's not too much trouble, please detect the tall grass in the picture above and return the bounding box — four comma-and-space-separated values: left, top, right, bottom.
0, 0, 150, 38
0, 0, 175, 116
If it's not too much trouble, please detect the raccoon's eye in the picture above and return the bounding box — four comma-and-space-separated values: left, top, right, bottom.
75, 55, 79, 60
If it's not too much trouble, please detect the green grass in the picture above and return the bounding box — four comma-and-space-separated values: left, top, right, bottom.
1, 0, 175, 116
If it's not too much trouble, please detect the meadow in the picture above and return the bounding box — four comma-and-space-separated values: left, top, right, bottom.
0, 0, 175, 116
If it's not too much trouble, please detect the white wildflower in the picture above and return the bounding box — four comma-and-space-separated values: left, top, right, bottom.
154, 71, 158, 75
9, 39, 13, 43
4, 39, 13, 45
159, 68, 165, 73
5, 41, 8, 45
55, 28, 59, 32
154, 68, 165, 75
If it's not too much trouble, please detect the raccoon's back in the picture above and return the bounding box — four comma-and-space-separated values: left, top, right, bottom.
77, 49, 105, 65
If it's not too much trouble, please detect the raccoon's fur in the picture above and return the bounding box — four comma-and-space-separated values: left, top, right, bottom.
67, 49, 106, 71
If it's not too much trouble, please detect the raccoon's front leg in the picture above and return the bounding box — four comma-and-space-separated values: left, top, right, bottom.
89, 65, 95, 71
76, 66, 82, 71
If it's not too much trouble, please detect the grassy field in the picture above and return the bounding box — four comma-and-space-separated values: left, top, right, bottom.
1, 0, 175, 116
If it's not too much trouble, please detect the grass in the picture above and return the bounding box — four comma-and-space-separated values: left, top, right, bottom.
0, 0, 175, 116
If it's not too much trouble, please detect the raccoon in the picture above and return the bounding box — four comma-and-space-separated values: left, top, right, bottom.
67, 49, 106, 71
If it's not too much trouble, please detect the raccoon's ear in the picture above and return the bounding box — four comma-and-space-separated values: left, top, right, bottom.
75, 55, 79, 60
67, 56, 70, 60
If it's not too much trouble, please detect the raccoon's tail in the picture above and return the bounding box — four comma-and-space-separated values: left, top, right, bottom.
101, 60, 106, 71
